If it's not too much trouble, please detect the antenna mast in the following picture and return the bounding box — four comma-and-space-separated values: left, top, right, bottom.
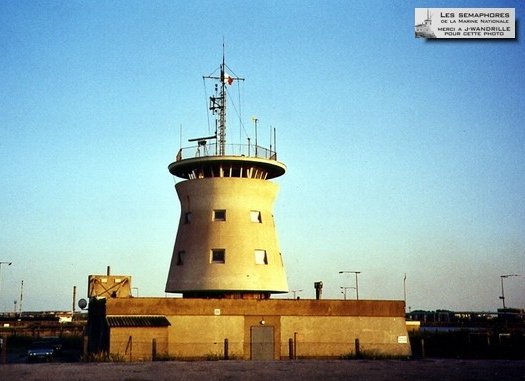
218, 44, 227, 155
203, 43, 244, 156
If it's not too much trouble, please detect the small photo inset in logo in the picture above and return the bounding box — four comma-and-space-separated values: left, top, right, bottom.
415, 9, 436, 38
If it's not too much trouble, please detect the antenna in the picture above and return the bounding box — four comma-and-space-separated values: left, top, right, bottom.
179, 124, 182, 151
252, 117, 258, 157
72, 285, 76, 315
219, 41, 226, 155
78, 298, 88, 310
203, 44, 244, 156
19, 280, 23, 315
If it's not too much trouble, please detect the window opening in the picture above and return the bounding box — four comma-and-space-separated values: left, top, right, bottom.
250, 210, 262, 223
255, 249, 268, 265
211, 249, 225, 263
213, 209, 226, 221
177, 251, 185, 266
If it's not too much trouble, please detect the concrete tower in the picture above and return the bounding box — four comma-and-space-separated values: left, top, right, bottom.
165, 56, 288, 299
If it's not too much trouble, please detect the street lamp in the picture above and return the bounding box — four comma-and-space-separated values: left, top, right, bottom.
500, 274, 519, 309
0, 261, 12, 311
339, 271, 361, 300
403, 273, 407, 309
290, 289, 302, 299
340, 286, 355, 300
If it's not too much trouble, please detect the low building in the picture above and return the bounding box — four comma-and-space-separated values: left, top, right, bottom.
86, 297, 411, 361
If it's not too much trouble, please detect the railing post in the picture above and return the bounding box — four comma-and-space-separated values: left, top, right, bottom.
288, 338, 294, 360
125, 335, 132, 362
293, 332, 298, 359
152, 338, 157, 361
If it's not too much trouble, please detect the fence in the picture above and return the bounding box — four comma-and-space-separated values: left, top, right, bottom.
106, 337, 408, 361
409, 330, 525, 359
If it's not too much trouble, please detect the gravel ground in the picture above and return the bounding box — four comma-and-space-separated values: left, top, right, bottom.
1, 359, 525, 381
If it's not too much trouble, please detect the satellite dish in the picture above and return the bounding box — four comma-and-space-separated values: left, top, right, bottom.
78, 298, 88, 310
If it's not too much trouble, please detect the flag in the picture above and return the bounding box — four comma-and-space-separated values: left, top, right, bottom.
223, 74, 234, 85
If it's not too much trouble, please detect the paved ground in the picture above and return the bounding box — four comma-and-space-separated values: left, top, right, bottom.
1, 359, 524, 381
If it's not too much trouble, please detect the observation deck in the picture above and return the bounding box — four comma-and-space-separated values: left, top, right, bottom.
168, 142, 286, 180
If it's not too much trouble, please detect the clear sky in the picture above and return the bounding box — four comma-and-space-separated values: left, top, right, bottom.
1, 0, 524, 312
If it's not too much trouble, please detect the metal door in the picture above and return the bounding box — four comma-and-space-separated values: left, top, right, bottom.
250, 326, 274, 360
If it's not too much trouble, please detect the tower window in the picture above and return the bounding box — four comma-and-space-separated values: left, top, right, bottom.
177, 251, 185, 266
184, 212, 192, 224
250, 210, 262, 223
213, 209, 226, 221
254, 249, 268, 265
211, 249, 225, 263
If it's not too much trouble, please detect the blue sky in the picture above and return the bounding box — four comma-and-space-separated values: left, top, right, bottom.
1, 0, 524, 312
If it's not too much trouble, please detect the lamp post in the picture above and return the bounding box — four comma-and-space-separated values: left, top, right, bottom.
403, 273, 407, 309
340, 286, 355, 300
499, 274, 519, 309
290, 289, 302, 299
339, 271, 361, 300
0, 262, 12, 311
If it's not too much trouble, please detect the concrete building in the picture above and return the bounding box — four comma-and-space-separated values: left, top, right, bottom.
165, 156, 287, 298
87, 297, 410, 360
164, 57, 287, 300
85, 55, 411, 360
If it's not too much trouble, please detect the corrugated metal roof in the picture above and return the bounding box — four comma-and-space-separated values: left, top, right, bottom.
106, 315, 171, 327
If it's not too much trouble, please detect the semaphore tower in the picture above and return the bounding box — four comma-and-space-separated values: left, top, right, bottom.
165, 52, 288, 299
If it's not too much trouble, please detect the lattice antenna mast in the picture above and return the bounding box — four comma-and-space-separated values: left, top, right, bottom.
204, 45, 244, 156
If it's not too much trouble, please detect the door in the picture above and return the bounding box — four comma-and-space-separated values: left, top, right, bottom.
250, 326, 274, 360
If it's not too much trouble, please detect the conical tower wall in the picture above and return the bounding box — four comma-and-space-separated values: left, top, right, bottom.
165, 176, 288, 297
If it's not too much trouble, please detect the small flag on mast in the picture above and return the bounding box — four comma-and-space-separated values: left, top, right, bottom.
223, 74, 234, 85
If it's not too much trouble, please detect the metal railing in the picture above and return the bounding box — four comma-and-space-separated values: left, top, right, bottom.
175, 143, 277, 162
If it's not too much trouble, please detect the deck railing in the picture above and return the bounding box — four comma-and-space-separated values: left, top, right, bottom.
175, 143, 277, 162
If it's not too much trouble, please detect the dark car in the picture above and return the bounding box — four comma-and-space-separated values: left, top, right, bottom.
27, 341, 56, 362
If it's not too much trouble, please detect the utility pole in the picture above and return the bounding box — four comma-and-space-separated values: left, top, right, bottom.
500, 274, 519, 309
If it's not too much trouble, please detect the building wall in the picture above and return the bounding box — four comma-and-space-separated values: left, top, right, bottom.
110, 327, 168, 361
281, 316, 409, 358
168, 315, 244, 358
100, 298, 411, 361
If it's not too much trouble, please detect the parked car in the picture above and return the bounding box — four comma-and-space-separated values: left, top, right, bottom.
27, 341, 56, 362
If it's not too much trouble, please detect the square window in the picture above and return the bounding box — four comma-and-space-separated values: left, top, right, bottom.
211, 249, 225, 263
250, 210, 262, 223
213, 209, 226, 221
177, 251, 185, 266
254, 249, 268, 265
